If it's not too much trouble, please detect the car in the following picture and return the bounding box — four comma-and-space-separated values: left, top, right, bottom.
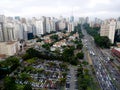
97, 72, 99, 75
92, 51, 95, 56
89, 51, 92, 54
75, 85, 78, 89
66, 82, 70, 88
107, 57, 110, 61
113, 78, 116, 80
102, 78, 104, 81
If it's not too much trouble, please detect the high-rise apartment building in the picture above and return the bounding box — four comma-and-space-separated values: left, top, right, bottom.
70, 16, 74, 23
50, 18, 56, 32
100, 19, 116, 44
109, 19, 116, 44
6, 22, 15, 41
58, 20, 66, 30
0, 22, 4, 41
14, 21, 24, 40
0, 15, 5, 41
85, 17, 89, 24
35, 17, 46, 36
79, 17, 85, 24
116, 21, 120, 30
68, 23, 74, 32
46, 17, 51, 33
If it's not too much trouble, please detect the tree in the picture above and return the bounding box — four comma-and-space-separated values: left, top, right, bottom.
36, 38, 42, 42
26, 48, 42, 59
59, 63, 68, 70
62, 72, 67, 78
50, 34, 59, 41
77, 66, 83, 76
59, 78, 66, 86
94, 36, 111, 48
62, 47, 75, 56
62, 47, 75, 62
76, 52, 84, 59
26, 58, 35, 64
20, 72, 31, 83
84, 23, 111, 48
82, 61, 88, 65
54, 48, 61, 55
77, 43, 83, 50
70, 56, 78, 65
7, 56, 19, 65
4, 76, 17, 90
0, 56, 20, 74
22, 53, 31, 60
24, 66, 34, 72
23, 83, 32, 90
110, 58, 114, 62
42, 43, 51, 50
117, 66, 120, 71
37, 68, 45, 74
26, 48, 41, 57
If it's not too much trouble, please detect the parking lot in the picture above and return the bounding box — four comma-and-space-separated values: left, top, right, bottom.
10, 60, 70, 90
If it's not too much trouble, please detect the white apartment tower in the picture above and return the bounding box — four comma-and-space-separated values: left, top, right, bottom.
100, 19, 116, 44
0, 15, 5, 41
50, 19, 56, 32
35, 17, 46, 36
6, 22, 16, 41
68, 23, 74, 32
36, 20, 44, 36
109, 19, 116, 44
46, 17, 51, 33
0, 23, 4, 41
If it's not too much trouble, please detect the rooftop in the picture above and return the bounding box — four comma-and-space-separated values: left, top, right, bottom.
7, 41, 16, 45
0, 54, 6, 58
114, 48, 120, 52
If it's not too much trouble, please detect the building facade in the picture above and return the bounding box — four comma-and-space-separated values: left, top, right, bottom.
100, 19, 116, 44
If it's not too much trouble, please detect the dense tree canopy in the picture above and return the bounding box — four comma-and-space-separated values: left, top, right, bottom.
4, 76, 17, 90
0, 56, 20, 76
83, 23, 111, 48
23, 83, 32, 90
50, 34, 59, 41
42, 43, 51, 50
76, 52, 84, 59
94, 36, 111, 48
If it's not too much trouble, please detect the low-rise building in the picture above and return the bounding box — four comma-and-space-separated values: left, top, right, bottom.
53, 39, 67, 48
0, 54, 6, 61
0, 42, 18, 56
111, 48, 120, 58
117, 43, 120, 47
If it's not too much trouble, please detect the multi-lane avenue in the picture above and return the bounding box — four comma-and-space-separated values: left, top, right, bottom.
81, 26, 120, 90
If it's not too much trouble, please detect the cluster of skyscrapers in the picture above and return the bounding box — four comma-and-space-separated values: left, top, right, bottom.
0, 15, 90, 42
0, 15, 74, 42
2, 14, 120, 55
0, 15, 90, 57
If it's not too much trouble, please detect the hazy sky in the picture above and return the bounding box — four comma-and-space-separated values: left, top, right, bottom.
0, 0, 119, 19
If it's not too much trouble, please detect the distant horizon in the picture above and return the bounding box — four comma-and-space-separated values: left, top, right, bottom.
0, 0, 120, 20
1, 14, 119, 21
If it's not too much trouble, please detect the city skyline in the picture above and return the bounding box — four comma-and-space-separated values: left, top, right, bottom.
0, 0, 120, 19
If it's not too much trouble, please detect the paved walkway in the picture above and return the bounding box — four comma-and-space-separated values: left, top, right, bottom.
69, 66, 77, 90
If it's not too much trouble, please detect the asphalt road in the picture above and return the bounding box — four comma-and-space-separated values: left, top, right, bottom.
68, 65, 77, 90
81, 25, 119, 90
